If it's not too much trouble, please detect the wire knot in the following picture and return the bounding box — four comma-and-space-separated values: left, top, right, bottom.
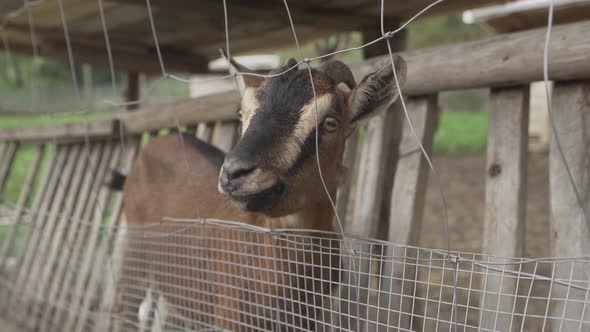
383, 31, 395, 39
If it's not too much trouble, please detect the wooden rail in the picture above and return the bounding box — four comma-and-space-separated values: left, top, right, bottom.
1, 20, 589, 143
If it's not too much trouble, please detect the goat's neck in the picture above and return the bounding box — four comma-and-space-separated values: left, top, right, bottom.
279, 197, 335, 230
256, 192, 337, 231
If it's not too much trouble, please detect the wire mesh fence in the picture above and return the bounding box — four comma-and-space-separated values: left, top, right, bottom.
3, 216, 587, 331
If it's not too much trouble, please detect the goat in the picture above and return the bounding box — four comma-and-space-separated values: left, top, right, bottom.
114, 54, 407, 331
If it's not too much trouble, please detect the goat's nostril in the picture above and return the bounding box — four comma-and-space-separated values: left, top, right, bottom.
229, 166, 255, 180
223, 160, 256, 181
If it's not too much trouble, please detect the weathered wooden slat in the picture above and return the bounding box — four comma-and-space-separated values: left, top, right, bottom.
339, 103, 401, 331
334, 129, 360, 230
0, 119, 115, 144
549, 81, 590, 331
36, 143, 96, 330
123, 95, 239, 136
23, 144, 82, 329
211, 120, 239, 153
64, 142, 123, 331
0, 145, 45, 282
49, 142, 111, 328
9, 147, 66, 322
196, 122, 215, 142
2, 146, 56, 313
0, 142, 18, 192
377, 95, 439, 330
75, 139, 139, 332
480, 86, 530, 331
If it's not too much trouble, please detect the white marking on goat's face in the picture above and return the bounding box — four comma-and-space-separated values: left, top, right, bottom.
239, 87, 259, 134
279, 93, 335, 169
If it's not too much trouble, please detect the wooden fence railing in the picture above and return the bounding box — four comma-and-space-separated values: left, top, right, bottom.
0, 20, 588, 331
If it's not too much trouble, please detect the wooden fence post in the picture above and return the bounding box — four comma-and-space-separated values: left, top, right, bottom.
0, 142, 18, 193
480, 86, 530, 331
336, 23, 406, 331
549, 81, 590, 331
0, 145, 44, 280
377, 95, 439, 331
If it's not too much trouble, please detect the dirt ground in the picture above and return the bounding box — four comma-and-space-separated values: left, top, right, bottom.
419, 153, 550, 257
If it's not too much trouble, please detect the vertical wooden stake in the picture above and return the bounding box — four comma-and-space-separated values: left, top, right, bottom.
480, 86, 529, 331
126, 72, 140, 111
337, 23, 406, 331
379, 95, 439, 330
549, 81, 590, 331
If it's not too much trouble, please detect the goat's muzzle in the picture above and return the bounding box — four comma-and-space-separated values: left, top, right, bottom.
218, 157, 284, 212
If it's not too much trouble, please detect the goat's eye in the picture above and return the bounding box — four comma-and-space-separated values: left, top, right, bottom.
322, 117, 339, 132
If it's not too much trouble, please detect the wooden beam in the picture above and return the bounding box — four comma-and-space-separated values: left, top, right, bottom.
104, 0, 377, 30
549, 81, 590, 331
1, 26, 209, 74
355, 20, 590, 96
0, 119, 116, 143
480, 86, 530, 331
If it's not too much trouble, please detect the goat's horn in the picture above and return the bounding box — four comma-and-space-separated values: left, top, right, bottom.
219, 48, 263, 88
318, 60, 356, 89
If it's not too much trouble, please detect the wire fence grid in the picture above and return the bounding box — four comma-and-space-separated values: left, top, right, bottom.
0, 0, 589, 331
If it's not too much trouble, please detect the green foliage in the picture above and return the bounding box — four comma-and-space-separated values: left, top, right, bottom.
407, 15, 491, 49
433, 110, 488, 154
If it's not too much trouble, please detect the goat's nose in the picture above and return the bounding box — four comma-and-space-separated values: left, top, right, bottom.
222, 158, 256, 181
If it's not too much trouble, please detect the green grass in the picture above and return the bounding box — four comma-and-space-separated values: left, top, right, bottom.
433, 111, 488, 154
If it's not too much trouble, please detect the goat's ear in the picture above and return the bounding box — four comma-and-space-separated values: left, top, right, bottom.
348, 55, 407, 124
220, 48, 264, 88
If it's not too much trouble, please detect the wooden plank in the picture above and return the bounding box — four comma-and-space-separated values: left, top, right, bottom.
354, 20, 590, 96
549, 81, 590, 331
0, 142, 18, 192
0, 145, 45, 282
8, 147, 66, 322
334, 129, 360, 230
377, 95, 439, 330
75, 139, 139, 332
2, 23, 209, 75
123, 95, 240, 136
480, 86, 530, 331
23, 144, 82, 330
49, 142, 110, 328
36, 142, 95, 330
0, 119, 115, 143
210, 120, 239, 153
2, 146, 57, 314
196, 122, 214, 142
63, 142, 122, 332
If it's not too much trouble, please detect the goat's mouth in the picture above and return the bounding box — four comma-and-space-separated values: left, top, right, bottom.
225, 182, 285, 212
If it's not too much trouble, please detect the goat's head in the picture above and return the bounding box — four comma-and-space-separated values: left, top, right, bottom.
218, 54, 407, 217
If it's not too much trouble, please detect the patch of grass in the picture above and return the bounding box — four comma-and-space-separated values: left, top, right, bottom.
433, 111, 488, 154
0, 112, 114, 129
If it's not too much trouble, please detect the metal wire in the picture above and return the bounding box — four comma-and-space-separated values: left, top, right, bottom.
1, 219, 589, 331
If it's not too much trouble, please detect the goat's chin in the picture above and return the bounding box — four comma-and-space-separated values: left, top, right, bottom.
221, 182, 286, 216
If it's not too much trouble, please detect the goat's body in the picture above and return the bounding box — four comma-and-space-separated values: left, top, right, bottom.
118, 134, 340, 330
